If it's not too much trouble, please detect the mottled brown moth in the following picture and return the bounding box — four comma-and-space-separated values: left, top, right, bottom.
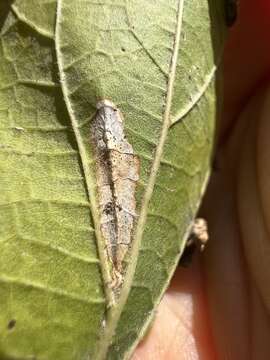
91, 100, 139, 289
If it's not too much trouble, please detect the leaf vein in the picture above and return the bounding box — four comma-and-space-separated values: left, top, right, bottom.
17, 235, 100, 265
171, 66, 216, 125
0, 274, 105, 305
55, 0, 114, 307
11, 5, 54, 40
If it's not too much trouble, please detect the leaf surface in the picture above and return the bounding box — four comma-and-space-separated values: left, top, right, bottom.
0, 3, 105, 360
0, 1, 226, 359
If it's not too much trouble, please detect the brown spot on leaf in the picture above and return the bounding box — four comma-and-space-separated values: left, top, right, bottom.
7, 319, 16, 330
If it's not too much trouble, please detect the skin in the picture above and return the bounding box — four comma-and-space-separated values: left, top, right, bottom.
133, 1, 270, 359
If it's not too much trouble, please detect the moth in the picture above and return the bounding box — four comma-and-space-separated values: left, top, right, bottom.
91, 100, 139, 289
180, 218, 209, 267
225, 0, 238, 27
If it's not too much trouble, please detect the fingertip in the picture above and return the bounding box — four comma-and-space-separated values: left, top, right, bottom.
133, 258, 217, 360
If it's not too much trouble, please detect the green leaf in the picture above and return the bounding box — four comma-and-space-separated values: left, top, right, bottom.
0, 4, 105, 360
12, 0, 56, 39
0, 1, 226, 359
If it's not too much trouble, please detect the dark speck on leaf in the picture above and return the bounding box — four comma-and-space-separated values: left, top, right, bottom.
7, 319, 16, 330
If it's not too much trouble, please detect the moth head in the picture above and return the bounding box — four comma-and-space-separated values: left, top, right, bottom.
97, 99, 117, 111
96, 99, 124, 123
